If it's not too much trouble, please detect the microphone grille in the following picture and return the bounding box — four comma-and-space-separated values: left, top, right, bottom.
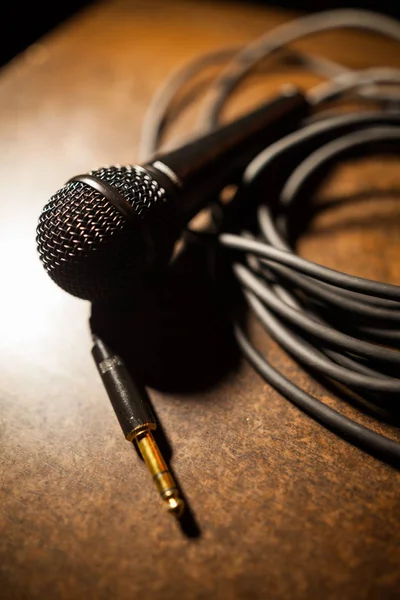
37, 165, 174, 301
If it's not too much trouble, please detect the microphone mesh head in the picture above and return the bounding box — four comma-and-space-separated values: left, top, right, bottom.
37, 166, 174, 301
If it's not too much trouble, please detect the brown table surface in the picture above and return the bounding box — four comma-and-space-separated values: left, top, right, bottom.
1, 1, 400, 599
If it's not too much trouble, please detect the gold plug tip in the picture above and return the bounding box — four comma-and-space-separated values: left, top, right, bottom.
134, 429, 185, 519
166, 495, 185, 518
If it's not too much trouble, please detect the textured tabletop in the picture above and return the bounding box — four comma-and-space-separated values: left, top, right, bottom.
1, 1, 400, 599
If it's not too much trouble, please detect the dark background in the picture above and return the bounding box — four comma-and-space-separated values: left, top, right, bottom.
2, 1, 399, 69
3, 1, 92, 67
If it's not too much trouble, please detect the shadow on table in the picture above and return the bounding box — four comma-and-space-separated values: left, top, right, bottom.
90, 238, 241, 393
90, 236, 243, 538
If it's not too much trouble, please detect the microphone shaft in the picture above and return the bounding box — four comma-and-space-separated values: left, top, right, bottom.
145, 88, 309, 220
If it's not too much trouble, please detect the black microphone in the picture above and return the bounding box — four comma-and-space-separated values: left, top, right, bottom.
37, 87, 308, 302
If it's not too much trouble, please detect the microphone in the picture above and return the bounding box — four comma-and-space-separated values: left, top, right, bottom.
37, 87, 308, 302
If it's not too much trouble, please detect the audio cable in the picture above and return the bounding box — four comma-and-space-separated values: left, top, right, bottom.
141, 10, 400, 463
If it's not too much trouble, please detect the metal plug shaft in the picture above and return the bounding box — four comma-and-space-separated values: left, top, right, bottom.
92, 335, 184, 519
134, 428, 184, 517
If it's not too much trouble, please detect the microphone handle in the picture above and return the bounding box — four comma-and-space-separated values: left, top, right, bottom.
144, 87, 309, 221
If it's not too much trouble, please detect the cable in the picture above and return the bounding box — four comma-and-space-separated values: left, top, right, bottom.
141, 9, 400, 463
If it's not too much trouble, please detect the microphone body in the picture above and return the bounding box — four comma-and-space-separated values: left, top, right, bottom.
144, 87, 307, 220
37, 88, 309, 301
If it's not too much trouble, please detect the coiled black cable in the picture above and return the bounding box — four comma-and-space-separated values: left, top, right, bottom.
141, 10, 400, 463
